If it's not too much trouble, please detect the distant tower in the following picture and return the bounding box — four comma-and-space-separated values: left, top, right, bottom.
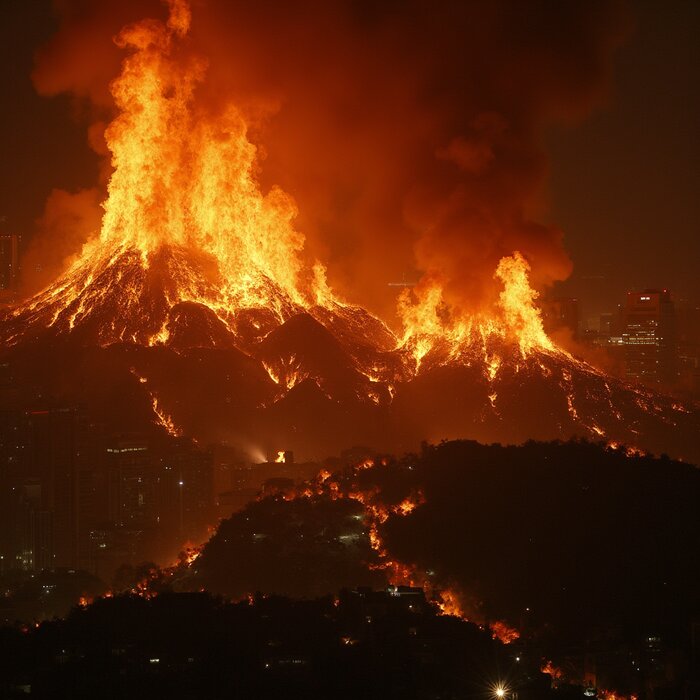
105, 438, 153, 528
623, 289, 677, 385
0, 234, 20, 290
25, 406, 90, 569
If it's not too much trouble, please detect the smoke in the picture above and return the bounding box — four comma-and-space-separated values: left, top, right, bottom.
21, 186, 102, 293
28, 0, 629, 322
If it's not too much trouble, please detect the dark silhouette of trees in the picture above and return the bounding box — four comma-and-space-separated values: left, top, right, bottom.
0, 591, 554, 700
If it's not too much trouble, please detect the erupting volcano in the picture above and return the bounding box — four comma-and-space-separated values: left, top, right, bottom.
3, 0, 345, 351
1, 0, 697, 464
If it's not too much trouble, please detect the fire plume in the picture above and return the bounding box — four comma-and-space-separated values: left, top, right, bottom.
6, 0, 338, 349
435, 588, 467, 618
398, 251, 560, 374
541, 660, 564, 686
0, 0, 570, 390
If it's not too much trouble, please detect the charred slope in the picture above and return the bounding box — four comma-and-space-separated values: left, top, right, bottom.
2, 294, 699, 462
0, 337, 276, 441
198, 495, 383, 598
381, 440, 700, 644
196, 440, 700, 650
391, 346, 700, 463
254, 312, 392, 404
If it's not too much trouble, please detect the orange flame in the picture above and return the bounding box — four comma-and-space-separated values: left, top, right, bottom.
151, 395, 183, 438
490, 620, 520, 644
398, 251, 560, 373
9, 0, 339, 347
436, 587, 467, 618
6, 0, 576, 402
541, 659, 564, 687
130, 368, 182, 436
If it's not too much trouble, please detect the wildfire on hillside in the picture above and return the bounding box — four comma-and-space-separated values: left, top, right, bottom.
255, 458, 525, 636
0, 0, 589, 371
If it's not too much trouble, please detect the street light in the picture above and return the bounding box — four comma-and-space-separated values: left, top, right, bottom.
495, 689, 505, 698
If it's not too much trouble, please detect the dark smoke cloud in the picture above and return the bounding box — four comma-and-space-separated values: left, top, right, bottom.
29, 0, 629, 322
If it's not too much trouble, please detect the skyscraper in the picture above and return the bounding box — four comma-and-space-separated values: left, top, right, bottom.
106, 438, 153, 528
622, 290, 677, 385
25, 406, 90, 569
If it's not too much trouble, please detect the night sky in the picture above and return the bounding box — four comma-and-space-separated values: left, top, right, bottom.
548, 0, 699, 315
0, 0, 697, 323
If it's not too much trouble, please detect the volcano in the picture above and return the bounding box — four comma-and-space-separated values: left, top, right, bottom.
1, 0, 698, 464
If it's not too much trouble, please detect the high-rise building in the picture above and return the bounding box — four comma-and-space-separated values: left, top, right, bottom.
0, 475, 52, 571
622, 290, 677, 385
155, 440, 214, 539
0, 406, 92, 570
25, 406, 90, 569
15, 479, 53, 571
106, 438, 154, 528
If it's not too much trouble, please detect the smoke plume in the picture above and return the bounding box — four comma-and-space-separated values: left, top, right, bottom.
28, 0, 629, 323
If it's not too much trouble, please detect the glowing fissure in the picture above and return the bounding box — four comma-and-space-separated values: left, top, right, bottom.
129, 368, 182, 437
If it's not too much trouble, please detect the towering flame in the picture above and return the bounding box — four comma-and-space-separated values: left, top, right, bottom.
3, 0, 562, 363
6, 0, 336, 348
398, 250, 559, 373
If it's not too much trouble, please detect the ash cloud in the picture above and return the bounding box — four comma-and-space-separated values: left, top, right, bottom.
28, 0, 629, 322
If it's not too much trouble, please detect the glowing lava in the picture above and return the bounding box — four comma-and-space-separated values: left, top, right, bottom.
0, 0, 568, 374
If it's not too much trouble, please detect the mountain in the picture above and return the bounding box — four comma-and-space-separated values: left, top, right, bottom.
1, 0, 696, 464
2, 292, 698, 464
